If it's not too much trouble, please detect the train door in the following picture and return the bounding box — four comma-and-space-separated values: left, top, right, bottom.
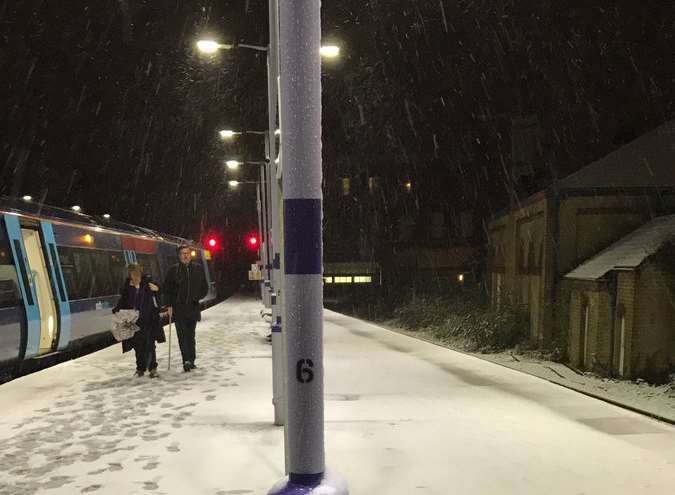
21, 227, 59, 354
40, 222, 71, 351
3, 215, 41, 358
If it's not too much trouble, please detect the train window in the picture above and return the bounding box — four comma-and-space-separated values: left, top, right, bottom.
0, 225, 21, 308
353, 276, 372, 283
136, 254, 161, 283
90, 251, 120, 297
334, 276, 352, 284
323, 277, 333, 284
66, 248, 95, 299
110, 253, 126, 290
59, 247, 126, 300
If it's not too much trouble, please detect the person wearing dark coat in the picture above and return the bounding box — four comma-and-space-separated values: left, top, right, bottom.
113, 263, 165, 378
163, 245, 208, 372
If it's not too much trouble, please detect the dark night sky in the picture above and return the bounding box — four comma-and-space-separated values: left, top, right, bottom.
1, 1, 674, 252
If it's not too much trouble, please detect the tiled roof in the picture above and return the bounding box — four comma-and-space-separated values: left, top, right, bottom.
565, 215, 675, 280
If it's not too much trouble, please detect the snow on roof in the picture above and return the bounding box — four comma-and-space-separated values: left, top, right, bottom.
565, 215, 675, 280
558, 120, 675, 190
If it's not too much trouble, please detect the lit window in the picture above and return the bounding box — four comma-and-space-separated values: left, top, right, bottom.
458, 274, 465, 283
404, 180, 412, 193
334, 276, 352, 284
368, 176, 380, 194
342, 177, 351, 196
323, 277, 333, 284
353, 276, 372, 283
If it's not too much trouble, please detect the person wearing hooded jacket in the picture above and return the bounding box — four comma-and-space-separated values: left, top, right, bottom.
113, 263, 165, 378
163, 245, 208, 372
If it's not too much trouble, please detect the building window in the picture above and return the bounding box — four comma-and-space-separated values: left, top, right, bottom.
618, 316, 626, 377
581, 299, 590, 369
342, 177, 351, 196
368, 177, 380, 194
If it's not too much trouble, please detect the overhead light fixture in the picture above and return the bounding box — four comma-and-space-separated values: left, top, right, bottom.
22, 195, 32, 201
196, 40, 221, 54
320, 45, 340, 58
71, 205, 82, 212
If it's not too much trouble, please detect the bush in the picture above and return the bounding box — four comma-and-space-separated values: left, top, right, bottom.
392, 296, 528, 352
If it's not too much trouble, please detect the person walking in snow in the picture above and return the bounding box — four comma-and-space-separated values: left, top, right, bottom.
113, 263, 165, 378
163, 245, 208, 372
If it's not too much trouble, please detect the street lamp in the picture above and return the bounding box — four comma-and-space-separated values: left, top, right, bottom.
196, 38, 266, 54
197, 37, 340, 58
196, 39, 233, 54
228, 179, 258, 188
226, 160, 241, 170
320, 45, 340, 58
219, 129, 238, 139
218, 128, 274, 140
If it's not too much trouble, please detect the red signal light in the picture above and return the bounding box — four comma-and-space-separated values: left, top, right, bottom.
207, 237, 217, 248
247, 235, 259, 249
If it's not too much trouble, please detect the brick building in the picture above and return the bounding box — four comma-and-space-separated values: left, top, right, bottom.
565, 216, 675, 381
488, 120, 675, 352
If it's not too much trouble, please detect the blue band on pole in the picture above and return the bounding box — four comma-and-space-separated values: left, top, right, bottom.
284, 198, 322, 274
273, 253, 281, 269
289, 472, 324, 486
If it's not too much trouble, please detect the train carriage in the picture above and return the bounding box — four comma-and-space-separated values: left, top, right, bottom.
0, 197, 217, 375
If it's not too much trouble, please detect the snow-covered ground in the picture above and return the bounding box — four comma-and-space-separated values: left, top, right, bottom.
1, 297, 674, 494
385, 325, 675, 423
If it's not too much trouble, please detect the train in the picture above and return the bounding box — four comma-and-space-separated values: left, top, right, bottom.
0, 197, 217, 379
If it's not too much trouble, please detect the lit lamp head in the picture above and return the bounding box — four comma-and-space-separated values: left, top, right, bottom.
196, 39, 221, 54
219, 129, 237, 139
320, 45, 340, 58
228, 180, 240, 188
226, 160, 241, 171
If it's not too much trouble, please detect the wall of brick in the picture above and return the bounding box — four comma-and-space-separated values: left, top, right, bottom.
568, 288, 583, 368
488, 195, 548, 344
614, 271, 636, 378
567, 280, 608, 370
632, 262, 675, 381
558, 196, 656, 276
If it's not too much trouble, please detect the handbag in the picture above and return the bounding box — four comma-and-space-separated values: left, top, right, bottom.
111, 309, 140, 342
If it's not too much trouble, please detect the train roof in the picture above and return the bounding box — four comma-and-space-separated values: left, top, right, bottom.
0, 196, 196, 247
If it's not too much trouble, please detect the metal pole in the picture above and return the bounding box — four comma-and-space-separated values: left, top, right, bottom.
269, 0, 348, 492
257, 176, 266, 303
267, 0, 285, 428
260, 152, 271, 308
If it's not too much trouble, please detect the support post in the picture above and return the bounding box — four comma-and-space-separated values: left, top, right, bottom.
269, 0, 348, 493
268, 0, 285, 427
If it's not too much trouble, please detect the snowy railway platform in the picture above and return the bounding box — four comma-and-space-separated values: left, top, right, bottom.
1, 297, 674, 495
